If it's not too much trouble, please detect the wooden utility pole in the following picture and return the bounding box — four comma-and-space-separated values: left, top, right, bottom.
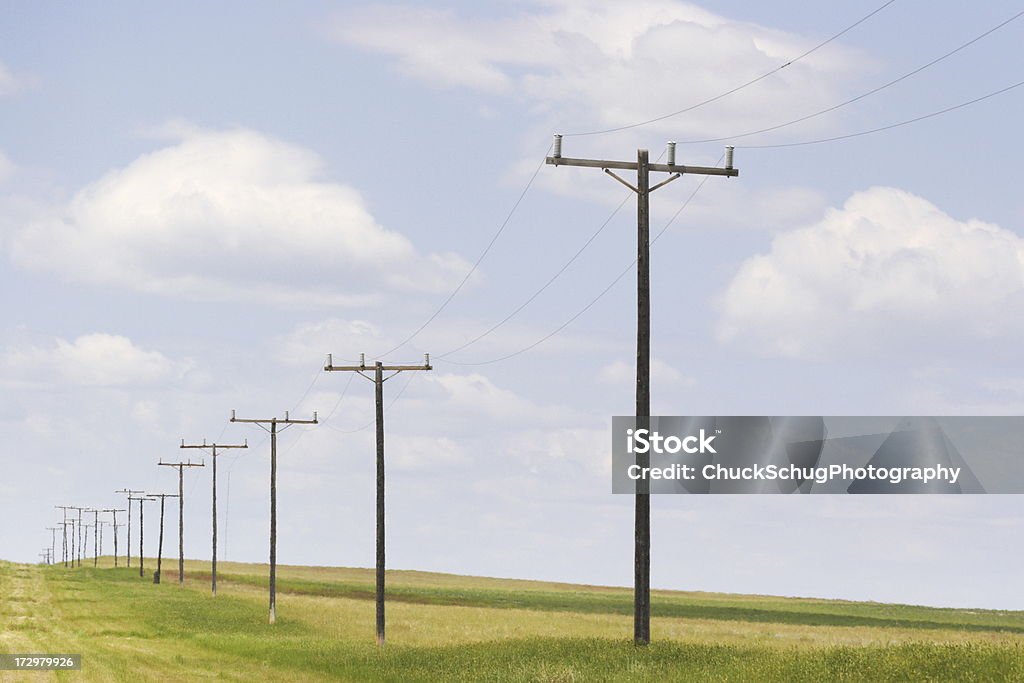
324, 353, 432, 646
180, 439, 248, 596
55, 507, 73, 567
98, 521, 108, 562
147, 493, 178, 584
158, 459, 205, 586
69, 506, 87, 568
103, 509, 126, 567
116, 490, 144, 568
230, 410, 318, 624
88, 509, 101, 567
546, 136, 738, 645
127, 494, 153, 577
46, 527, 58, 567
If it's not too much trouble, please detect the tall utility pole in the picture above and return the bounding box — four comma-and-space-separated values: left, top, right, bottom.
46, 527, 58, 567
116, 490, 144, 568
545, 136, 738, 645
103, 509, 126, 567
180, 439, 248, 597
324, 353, 432, 646
230, 410, 318, 624
55, 507, 73, 567
158, 459, 205, 586
147, 493, 178, 584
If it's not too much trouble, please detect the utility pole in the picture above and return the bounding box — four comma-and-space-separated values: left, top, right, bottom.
97, 520, 109, 564
116, 490, 144, 568
54, 507, 73, 567
180, 439, 248, 597
127, 494, 153, 577
46, 527, 58, 567
545, 135, 738, 645
69, 506, 87, 567
324, 353, 431, 646
147, 493, 178, 584
158, 459, 205, 586
88, 509, 100, 567
230, 410, 318, 624
103, 509, 126, 567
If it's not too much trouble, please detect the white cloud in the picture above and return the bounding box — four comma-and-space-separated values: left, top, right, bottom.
2, 333, 192, 387
6, 127, 471, 306
331, 0, 865, 138
717, 187, 1024, 359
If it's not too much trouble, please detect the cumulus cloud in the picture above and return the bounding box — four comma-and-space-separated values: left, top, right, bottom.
717, 187, 1024, 359
330, 0, 865, 137
2, 333, 192, 387
6, 127, 471, 306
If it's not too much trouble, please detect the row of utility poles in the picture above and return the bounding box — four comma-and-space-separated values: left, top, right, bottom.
41, 352, 431, 645
51, 505, 120, 568
40, 137, 738, 647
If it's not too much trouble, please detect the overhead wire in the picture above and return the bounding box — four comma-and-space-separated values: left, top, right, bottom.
438, 156, 724, 366
737, 77, 1024, 148
678, 7, 1024, 145
563, 0, 900, 137
372, 143, 552, 359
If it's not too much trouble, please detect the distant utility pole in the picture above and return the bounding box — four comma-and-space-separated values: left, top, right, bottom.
81, 524, 93, 562
89, 509, 101, 567
230, 410, 318, 624
103, 509, 126, 567
546, 135, 739, 645
127, 494, 153, 578
46, 527, 58, 567
180, 439, 248, 597
97, 520, 109, 564
39, 550, 50, 565
324, 353, 432, 646
147, 493, 179, 585
54, 507, 73, 567
69, 506, 88, 567
116, 490, 145, 568
158, 459, 205, 586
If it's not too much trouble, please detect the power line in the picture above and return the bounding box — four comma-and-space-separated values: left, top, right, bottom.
434, 149, 668, 359
436, 194, 630, 359
374, 143, 551, 359
737, 77, 1024, 148
563, 0, 899, 137
319, 371, 416, 434
439, 158, 722, 367
680, 7, 1024, 145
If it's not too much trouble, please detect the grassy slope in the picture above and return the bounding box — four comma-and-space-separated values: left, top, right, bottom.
1, 558, 1023, 682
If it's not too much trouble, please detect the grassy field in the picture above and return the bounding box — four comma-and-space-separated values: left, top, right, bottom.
2, 558, 1023, 681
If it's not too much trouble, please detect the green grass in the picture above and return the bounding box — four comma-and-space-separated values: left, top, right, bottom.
2, 558, 1024, 681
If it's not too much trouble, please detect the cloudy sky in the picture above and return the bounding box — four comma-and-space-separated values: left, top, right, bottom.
2, 0, 1024, 609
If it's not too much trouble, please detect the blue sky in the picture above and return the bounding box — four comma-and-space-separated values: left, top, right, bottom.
2, 0, 1024, 609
